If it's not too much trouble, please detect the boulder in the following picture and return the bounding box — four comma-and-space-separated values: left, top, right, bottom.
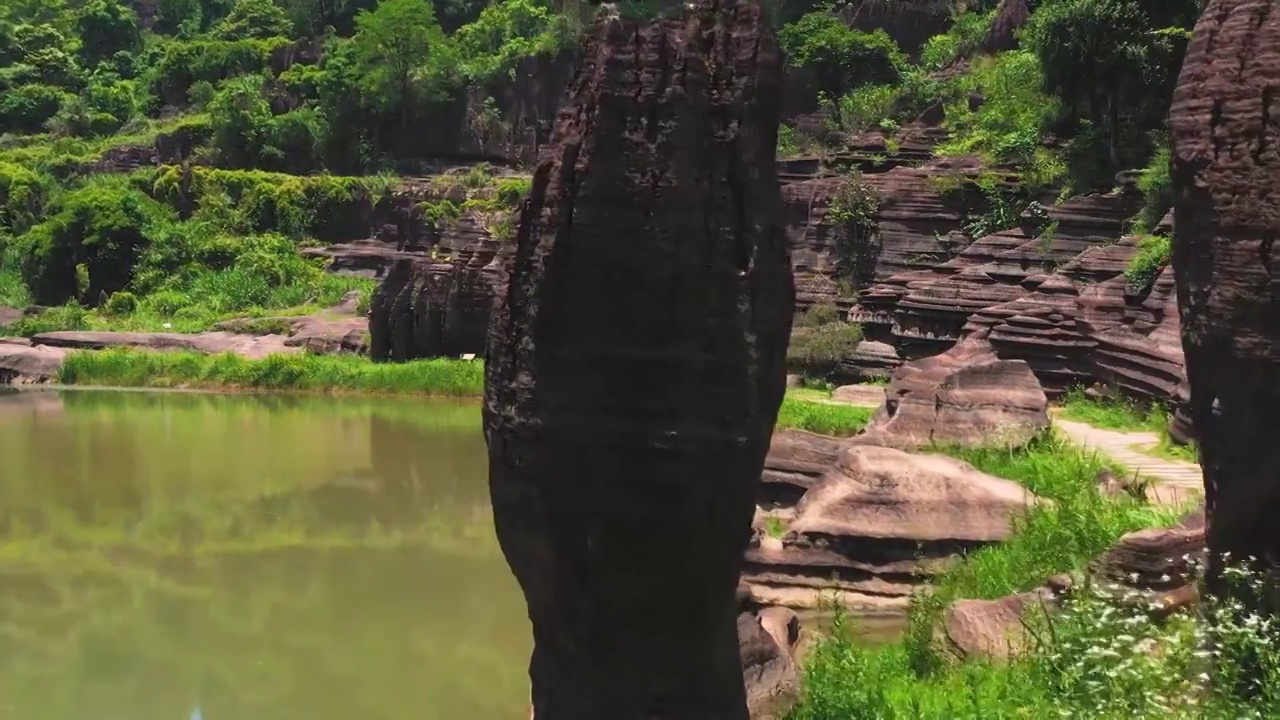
940, 586, 1057, 662
759, 429, 847, 510
0, 342, 68, 383
1092, 503, 1205, 617
0, 307, 20, 329
1170, 0, 1280, 602
743, 445, 1041, 610
738, 607, 800, 720
850, 337, 1049, 450
482, 3, 793, 717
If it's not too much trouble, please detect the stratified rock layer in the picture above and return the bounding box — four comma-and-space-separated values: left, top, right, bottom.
483, 3, 793, 718
743, 445, 1040, 610
851, 337, 1050, 450
1169, 0, 1280, 596
368, 247, 501, 361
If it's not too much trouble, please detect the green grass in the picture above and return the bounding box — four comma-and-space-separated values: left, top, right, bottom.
1057, 388, 1199, 465
54, 349, 875, 438
929, 435, 1180, 602
789, 433, 1191, 720
777, 398, 874, 436
57, 349, 487, 397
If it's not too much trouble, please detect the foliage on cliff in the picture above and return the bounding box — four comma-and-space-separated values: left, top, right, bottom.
0, 0, 1203, 335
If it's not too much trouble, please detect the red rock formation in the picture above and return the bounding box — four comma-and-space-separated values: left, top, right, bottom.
483, 2, 793, 717
743, 445, 1042, 610
1169, 0, 1280, 606
850, 337, 1050, 450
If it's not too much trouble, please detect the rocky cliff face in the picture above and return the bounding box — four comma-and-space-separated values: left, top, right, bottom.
841, 172, 1187, 404
482, 2, 793, 717
1169, 0, 1280, 602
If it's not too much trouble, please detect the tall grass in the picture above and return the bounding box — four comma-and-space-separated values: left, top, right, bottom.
55, 349, 875, 437
57, 349, 486, 396
790, 433, 1190, 719
777, 398, 874, 436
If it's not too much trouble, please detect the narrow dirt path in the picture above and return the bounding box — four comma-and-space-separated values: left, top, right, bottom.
808, 383, 1203, 504
1052, 417, 1203, 506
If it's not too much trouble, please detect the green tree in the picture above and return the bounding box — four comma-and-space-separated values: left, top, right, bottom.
75, 0, 141, 68
213, 0, 293, 39
350, 0, 446, 113
449, 0, 569, 83
778, 11, 905, 99
1023, 0, 1199, 172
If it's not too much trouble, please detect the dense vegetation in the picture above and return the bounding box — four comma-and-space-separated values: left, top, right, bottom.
0, 0, 1200, 338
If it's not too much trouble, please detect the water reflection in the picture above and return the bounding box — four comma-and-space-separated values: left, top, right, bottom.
0, 389, 530, 720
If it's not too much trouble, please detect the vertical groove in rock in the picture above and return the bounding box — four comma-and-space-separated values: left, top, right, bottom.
1170, 0, 1280, 598
482, 1, 793, 717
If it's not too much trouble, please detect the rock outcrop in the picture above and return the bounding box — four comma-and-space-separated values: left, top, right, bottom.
737, 603, 800, 720
0, 339, 68, 384
1092, 503, 1204, 616
368, 247, 502, 361
743, 445, 1041, 610
482, 3, 793, 718
842, 179, 1189, 406
850, 337, 1050, 450
1170, 0, 1280, 601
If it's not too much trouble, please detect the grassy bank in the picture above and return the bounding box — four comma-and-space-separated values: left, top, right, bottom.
1058, 388, 1198, 463
57, 348, 487, 396
54, 349, 874, 436
790, 433, 1194, 719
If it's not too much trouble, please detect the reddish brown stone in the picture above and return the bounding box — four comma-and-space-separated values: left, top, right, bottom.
483, 3, 793, 718
1169, 0, 1280, 600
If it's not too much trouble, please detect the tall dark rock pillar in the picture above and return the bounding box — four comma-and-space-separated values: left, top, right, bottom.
482, 1, 793, 718
1169, 1, 1280, 604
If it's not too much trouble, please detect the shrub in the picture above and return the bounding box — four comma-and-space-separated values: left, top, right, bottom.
17, 177, 174, 306
788, 306, 864, 380
938, 50, 1065, 187
0, 161, 48, 236
0, 83, 71, 133
824, 83, 900, 137
1124, 234, 1170, 293
75, 0, 143, 68
146, 36, 291, 107
919, 9, 995, 70
103, 289, 138, 315
1134, 142, 1172, 233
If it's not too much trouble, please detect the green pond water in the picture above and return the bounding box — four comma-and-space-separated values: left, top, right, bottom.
0, 389, 531, 720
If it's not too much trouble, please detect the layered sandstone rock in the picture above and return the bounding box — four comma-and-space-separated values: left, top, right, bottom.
0, 340, 68, 384
368, 246, 501, 361
1091, 504, 1205, 618
837, 168, 1194, 406
1170, 0, 1280, 600
737, 605, 800, 720
743, 445, 1041, 610
483, 3, 793, 718
850, 337, 1050, 450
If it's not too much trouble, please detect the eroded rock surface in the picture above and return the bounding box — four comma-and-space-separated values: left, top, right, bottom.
0, 342, 68, 383
1169, 0, 1280, 600
482, 3, 793, 717
1092, 503, 1204, 615
368, 247, 501, 361
738, 605, 800, 720
743, 445, 1041, 610
850, 337, 1049, 450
